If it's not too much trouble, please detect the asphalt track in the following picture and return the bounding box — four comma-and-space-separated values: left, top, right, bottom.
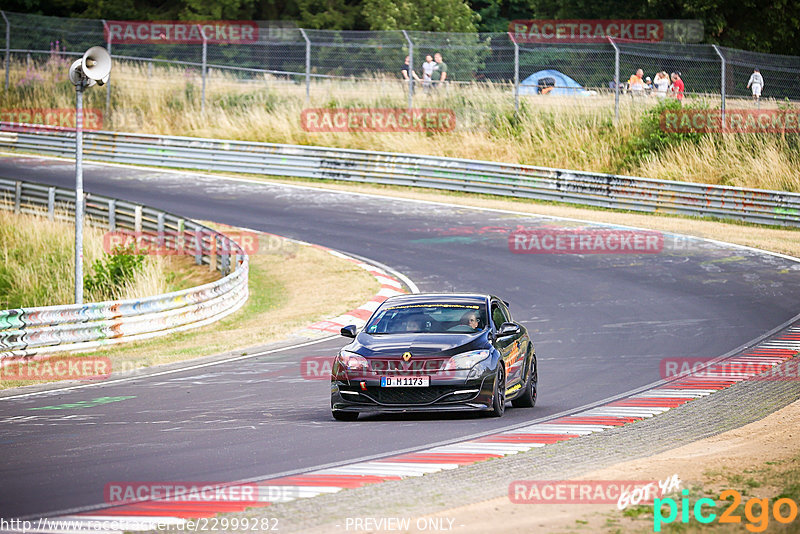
1, 154, 799, 520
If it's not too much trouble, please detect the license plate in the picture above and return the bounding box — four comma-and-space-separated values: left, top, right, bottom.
380, 376, 430, 387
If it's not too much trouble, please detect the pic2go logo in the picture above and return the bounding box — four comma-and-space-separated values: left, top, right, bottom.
654, 489, 800, 532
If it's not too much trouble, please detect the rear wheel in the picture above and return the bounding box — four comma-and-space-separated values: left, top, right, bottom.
488, 365, 506, 417
332, 410, 359, 421
511, 355, 537, 408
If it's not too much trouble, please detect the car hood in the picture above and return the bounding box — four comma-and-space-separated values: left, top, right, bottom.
350, 330, 491, 358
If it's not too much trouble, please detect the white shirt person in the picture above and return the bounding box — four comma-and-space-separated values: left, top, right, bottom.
747, 69, 764, 100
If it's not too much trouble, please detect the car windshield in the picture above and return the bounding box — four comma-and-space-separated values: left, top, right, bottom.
365, 303, 488, 334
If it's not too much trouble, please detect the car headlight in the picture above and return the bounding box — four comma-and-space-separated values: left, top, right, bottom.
444, 349, 490, 371
337, 350, 369, 372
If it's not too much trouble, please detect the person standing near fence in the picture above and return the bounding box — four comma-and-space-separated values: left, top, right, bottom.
433, 53, 448, 88
653, 71, 670, 98
401, 56, 420, 82
670, 72, 685, 101
627, 69, 645, 97
421, 55, 435, 93
747, 68, 764, 102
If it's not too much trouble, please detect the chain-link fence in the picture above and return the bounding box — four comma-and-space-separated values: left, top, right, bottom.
2, 10, 800, 121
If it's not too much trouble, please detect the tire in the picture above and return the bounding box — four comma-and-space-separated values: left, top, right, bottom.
488, 365, 506, 417
511, 354, 537, 408
332, 410, 359, 421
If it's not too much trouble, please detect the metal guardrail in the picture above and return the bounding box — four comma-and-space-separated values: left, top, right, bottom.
0, 123, 799, 227
0, 176, 249, 360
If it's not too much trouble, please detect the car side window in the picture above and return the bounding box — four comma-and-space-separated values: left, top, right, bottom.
491, 301, 510, 329
499, 301, 513, 322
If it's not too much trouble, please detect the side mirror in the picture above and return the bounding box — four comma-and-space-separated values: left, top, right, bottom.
340, 325, 357, 338
498, 322, 520, 338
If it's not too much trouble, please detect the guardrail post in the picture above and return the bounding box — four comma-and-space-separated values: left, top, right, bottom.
13, 181, 20, 213
1, 11, 9, 91
208, 234, 217, 272
102, 19, 111, 117
608, 36, 620, 125
47, 187, 55, 220
194, 228, 203, 265
108, 199, 116, 230
712, 45, 726, 125
299, 28, 311, 104
177, 218, 185, 253
221, 237, 230, 275
134, 205, 142, 233
402, 30, 413, 110
157, 212, 165, 249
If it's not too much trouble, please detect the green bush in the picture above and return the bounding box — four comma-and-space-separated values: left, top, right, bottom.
620, 98, 708, 170
84, 244, 145, 299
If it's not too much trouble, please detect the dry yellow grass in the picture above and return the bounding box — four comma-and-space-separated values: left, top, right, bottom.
2, 59, 798, 192
644, 134, 800, 191
0, 208, 205, 308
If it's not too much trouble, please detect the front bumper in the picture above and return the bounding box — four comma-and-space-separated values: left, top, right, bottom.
331, 371, 496, 413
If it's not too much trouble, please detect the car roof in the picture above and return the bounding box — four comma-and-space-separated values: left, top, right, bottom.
381, 293, 491, 307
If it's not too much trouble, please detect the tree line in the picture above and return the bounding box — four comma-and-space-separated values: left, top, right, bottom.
5, 0, 799, 55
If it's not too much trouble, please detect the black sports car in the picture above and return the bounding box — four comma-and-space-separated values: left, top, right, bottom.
330, 293, 537, 420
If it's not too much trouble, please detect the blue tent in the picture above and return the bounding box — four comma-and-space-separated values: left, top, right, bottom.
519, 69, 595, 96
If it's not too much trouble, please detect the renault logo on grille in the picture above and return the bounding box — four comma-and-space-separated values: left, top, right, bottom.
402, 352, 412, 362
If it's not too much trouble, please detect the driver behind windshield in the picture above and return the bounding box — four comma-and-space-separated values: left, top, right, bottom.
404, 315, 424, 332
462, 311, 482, 331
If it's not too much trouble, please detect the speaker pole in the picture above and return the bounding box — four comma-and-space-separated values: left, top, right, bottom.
68, 45, 111, 304
74, 79, 84, 304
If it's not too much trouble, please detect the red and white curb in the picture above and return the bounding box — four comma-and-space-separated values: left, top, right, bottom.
300, 246, 408, 335
21, 325, 799, 533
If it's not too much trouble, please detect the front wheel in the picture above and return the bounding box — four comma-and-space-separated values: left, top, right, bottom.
332, 410, 359, 421
488, 365, 506, 417
511, 355, 537, 408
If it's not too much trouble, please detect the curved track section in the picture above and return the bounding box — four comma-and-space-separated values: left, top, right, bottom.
1, 155, 799, 520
